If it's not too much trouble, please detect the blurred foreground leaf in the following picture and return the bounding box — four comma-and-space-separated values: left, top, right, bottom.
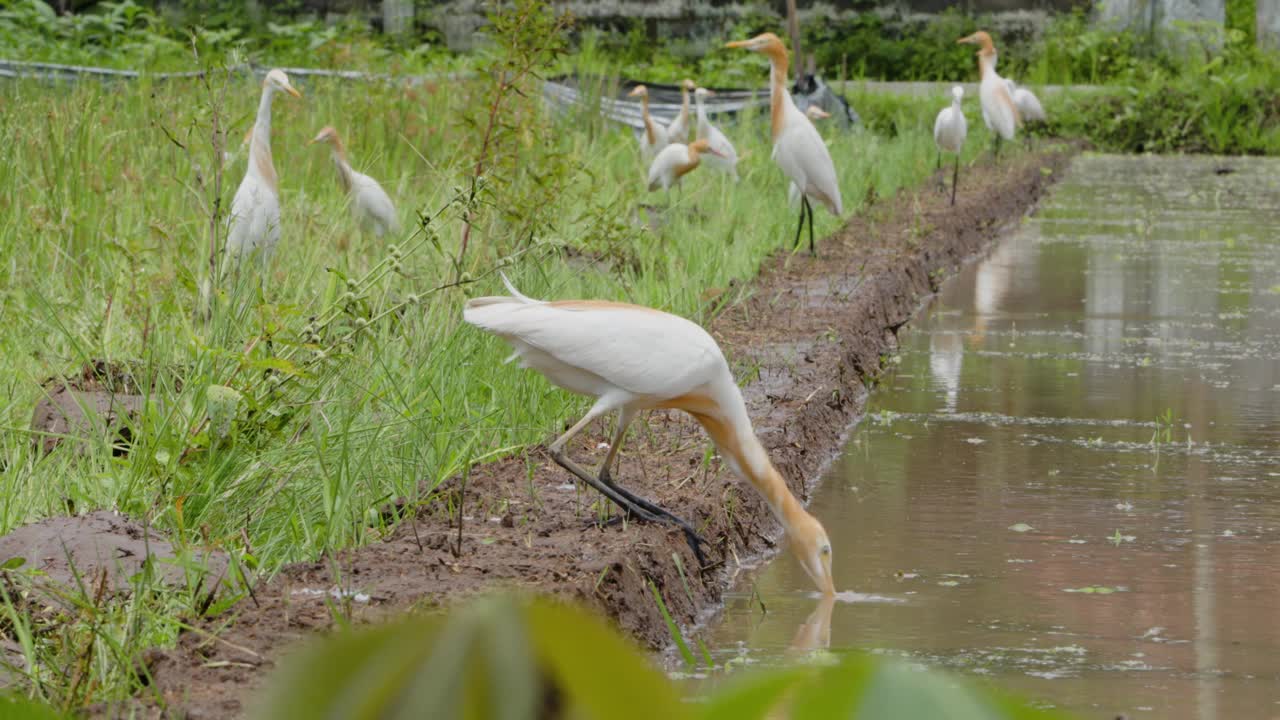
0, 695, 66, 720
252, 594, 1074, 720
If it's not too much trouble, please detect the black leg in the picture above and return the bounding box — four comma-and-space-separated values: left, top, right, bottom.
806, 197, 815, 255
994, 134, 1002, 161
951, 154, 959, 207
935, 151, 941, 171
551, 449, 709, 567
793, 198, 806, 250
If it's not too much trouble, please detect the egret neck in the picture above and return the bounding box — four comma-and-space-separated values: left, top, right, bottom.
675, 141, 705, 179
326, 133, 355, 194
764, 44, 790, 141
249, 84, 280, 193
660, 374, 816, 565
639, 92, 659, 147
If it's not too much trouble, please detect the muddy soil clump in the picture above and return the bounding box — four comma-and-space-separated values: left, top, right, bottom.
30, 361, 178, 457
93, 145, 1077, 718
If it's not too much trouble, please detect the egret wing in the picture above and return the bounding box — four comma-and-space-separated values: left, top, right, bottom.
774, 120, 842, 215
466, 300, 724, 398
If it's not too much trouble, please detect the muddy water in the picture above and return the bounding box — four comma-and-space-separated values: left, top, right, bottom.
704, 155, 1280, 719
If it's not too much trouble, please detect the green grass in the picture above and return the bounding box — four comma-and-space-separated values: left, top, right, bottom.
0, 66, 1005, 706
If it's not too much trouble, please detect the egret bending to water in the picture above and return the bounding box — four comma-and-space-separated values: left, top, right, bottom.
933, 85, 968, 206
726, 33, 842, 255
957, 31, 1019, 160
309, 126, 400, 238
627, 85, 669, 164
666, 78, 697, 143
693, 88, 739, 180
647, 138, 719, 197
226, 69, 302, 268
463, 275, 836, 596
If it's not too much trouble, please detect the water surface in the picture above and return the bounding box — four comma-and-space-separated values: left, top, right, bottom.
705, 155, 1280, 719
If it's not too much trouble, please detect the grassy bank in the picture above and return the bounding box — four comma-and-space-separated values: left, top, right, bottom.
0, 41, 1019, 704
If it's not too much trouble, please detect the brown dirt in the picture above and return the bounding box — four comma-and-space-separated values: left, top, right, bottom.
29, 361, 167, 457
83, 144, 1078, 718
0, 511, 228, 599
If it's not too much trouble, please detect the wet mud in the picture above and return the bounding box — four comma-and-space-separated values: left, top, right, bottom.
0, 511, 228, 599
29, 361, 168, 457
73, 144, 1077, 717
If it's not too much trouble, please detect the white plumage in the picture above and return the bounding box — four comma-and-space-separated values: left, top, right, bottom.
933, 86, 968, 206
463, 275, 837, 596
727, 33, 842, 254
310, 126, 400, 238
958, 32, 1019, 147
1006, 79, 1047, 123
465, 288, 723, 404
773, 115, 843, 215
693, 88, 739, 180
225, 69, 301, 268
933, 85, 967, 155
665, 79, 696, 144
646, 140, 713, 193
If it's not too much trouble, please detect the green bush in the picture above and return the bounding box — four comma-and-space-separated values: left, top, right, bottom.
1052, 31, 1280, 154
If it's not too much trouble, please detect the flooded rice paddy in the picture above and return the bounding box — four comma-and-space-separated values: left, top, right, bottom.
704, 155, 1280, 719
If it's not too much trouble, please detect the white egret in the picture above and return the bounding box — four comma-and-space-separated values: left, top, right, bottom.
1006, 78, 1046, 149
627, 85, 669, 165
647, 138, 718, 196
225, 69, 302, 269
463, 275, 836, 595
309, 126, 400, 238
665, 78, 696, 143
693, 88, 739, 180
1006, 79, 1046, 124
726, 33, 843, 255
933, 85, 968, 206
957, 31, 1019, 160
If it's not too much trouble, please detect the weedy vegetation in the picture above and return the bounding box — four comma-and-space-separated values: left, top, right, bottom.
0, 0, 1001, 708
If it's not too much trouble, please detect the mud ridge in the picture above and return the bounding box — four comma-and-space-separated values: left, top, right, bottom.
95, 145, 1078, 718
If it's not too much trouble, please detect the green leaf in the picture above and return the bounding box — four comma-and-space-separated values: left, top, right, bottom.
528, 600, 688, 720
246, 357, 304, 377
0, 557, 25, 571
789, 655, 878, 719
0, 694, 68, 720
205, 384, 243, 440
697, 668, 811, 720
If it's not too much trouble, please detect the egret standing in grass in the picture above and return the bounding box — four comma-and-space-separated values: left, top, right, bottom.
726, 33, 842, 255
225, 69, 302, 269
463, 275, 837, 596
957, 31, 1019, 160
693, 88, 739, 180
1005, 79, 1046, 147
666, 78, 697, 143
627, 85, 669, 165
647, 138, 720, 205
309, 126, 400, 238
933, 85, 967, 206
